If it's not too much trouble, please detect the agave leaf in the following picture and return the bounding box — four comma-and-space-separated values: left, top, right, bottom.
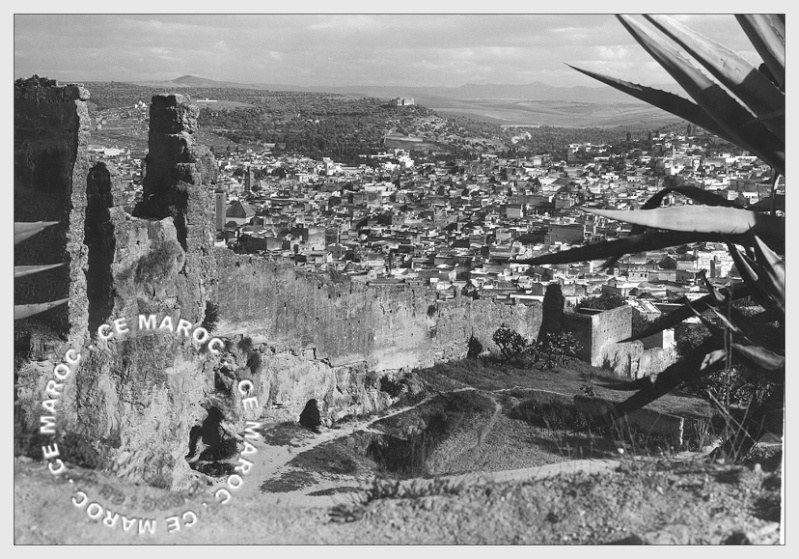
749, 108, 785, 124
697, 270, 726, 305
14, 298, 70, 320
617, 15, 784, 175
14, 263, 65, 278
618, 282, 750, 343
601, 186, 743, 270
708, 307, 743, 336
732, 342, 784, 371
15, 221, 60, 245
749, 195, 785, 213
584, 206, 783, 238
516, 231, 735, 267
600, 342, 727, 417
647, 15, 784, 140
736, 15, 785, 90
567, 65, 739, 145
752, 235, 785, 302
727, 243, 784, 313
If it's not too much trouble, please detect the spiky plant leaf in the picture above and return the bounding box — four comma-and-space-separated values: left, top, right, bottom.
14, 263, 65, 278
584, 206, 783, 238
618, 283, 750, 343
731, 342, 784, 371
566, 65, 738, 144
646, 15, 784, 140
617, 15, 784, 174
599, 342, 727, 418
749, 195, 785, 213
516, 231, 741, 267
727, 243, 784, 313
708, 307, 743, 336
601, 186, 744, 270
752, 235, 785, 302
736, 14, 785, 90
15, 221, 60, 245
14, 299, 70, 321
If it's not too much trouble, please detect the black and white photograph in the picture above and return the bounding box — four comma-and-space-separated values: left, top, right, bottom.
11, 8, 787, 545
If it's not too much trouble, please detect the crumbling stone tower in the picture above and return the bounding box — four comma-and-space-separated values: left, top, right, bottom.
135, 93, 217, 253
15, 88, 218, 490
14, 76, 91, 340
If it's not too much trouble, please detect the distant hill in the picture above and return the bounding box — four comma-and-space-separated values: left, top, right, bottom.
84, 75, 684, 128
130, 75, 683, 104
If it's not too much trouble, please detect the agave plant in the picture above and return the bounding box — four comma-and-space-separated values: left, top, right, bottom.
14, 221, 69, 320
521, 15, 785, 454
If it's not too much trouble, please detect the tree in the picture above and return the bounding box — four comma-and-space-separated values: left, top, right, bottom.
493, 326, 527, 362
536, 332, 582, 370
578, 292, 626, 311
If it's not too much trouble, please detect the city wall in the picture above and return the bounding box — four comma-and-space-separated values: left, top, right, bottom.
209, 251, 544, 411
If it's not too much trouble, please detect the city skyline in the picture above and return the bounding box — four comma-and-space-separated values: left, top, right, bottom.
14, 13, 762, 89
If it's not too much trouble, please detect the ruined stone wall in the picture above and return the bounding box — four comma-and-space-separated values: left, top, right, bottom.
14, 76, 91, 339
15, 92, 214, 490
210, 251, 543, 376
563, 306, 677, 379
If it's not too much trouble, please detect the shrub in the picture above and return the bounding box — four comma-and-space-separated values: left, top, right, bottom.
379, 375, 405, 398
202, 301, 220, 333
535, 331, 582, 370
466, 335, 483, 359
492, 326, 528, 362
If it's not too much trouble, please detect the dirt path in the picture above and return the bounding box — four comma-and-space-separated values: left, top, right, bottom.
235, 387, 628, 510
234, 387, 478, 507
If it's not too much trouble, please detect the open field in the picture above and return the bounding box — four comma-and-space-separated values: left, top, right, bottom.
421, 96, 683, 128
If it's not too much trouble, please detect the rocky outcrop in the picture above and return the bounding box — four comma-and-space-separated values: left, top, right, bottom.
15, 90, 217, 490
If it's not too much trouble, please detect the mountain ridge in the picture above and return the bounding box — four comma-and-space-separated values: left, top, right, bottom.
118, 74, 683, 104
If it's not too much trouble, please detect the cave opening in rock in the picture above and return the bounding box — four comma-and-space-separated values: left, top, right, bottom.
185, 406, 240, 477
299, 399, 322, 432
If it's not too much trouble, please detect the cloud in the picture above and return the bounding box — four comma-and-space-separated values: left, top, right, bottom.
13, 14, 763, 88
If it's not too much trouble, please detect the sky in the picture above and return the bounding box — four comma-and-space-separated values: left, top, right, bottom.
13, 13, 767, 89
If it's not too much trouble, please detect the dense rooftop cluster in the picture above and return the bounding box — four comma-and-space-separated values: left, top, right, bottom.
90, 113, 781, 326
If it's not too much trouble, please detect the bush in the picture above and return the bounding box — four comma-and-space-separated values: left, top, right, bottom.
492, 326, 581, 369
536, 331, 581, 370
202, 301, 220, 333
492, 326, 528, 362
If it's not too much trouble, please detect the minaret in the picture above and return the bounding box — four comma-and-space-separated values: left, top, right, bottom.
244, 165, 252, 194
215, 184, 227, 232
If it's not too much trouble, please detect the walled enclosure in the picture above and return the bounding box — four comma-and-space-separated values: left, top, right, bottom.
16, 81, 651, 490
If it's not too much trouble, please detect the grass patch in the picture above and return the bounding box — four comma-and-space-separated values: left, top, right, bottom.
260, 470, 317, 493
358, 476, 465, 504
509, 398, 590, 432
418, 358, 713, 420
287, 437, 369, 475
261, 422, 312, 447
307, 486, 362, 497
